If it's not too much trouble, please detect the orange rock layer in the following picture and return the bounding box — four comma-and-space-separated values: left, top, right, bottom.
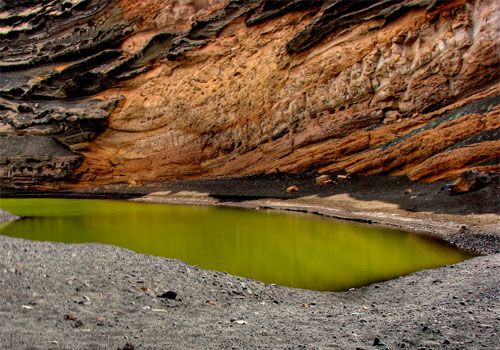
1, 0, 499, 189
74, 0, 499, 186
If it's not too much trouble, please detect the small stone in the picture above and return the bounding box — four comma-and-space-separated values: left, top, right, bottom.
21, 305, 33, 310
233, 320, 247, 325
479, 324, 493, 328
64, 313, 84, 328
449, 171, 491, 194
405, 188, 413, 194
286, 185, 299, 193
265, 168, 279, 175
118, 343, 135, 350
315, 175, 332, 185
158, 291, 177, 300
443, 339, 451, 345
384, 110, 401, 123
65, 313, 78, 321
209, 301, 217, 306
337, 174, 350, 181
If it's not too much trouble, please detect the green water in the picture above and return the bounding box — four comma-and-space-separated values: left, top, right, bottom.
0, 198, 473, 291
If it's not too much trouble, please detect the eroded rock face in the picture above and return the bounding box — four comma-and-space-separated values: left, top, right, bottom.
0, 0, 499, 188
0, 136, 81, 184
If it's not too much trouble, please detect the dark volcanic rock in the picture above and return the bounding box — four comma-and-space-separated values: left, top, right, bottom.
158, 291, 178, 300
0, 136, 81, 184
0, 97, 118, 185
449, 171, 493, 194
285, 0, 439, 54
0, 0, 121, 74
246, 0, 325, 26
0, 99, 119, 145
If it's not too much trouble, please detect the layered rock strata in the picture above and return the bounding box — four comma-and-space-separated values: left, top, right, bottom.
0, 0, 499, 188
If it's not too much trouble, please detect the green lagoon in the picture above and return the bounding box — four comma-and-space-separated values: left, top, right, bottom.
0, 198, 473, 291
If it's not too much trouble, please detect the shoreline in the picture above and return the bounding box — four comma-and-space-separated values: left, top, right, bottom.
1, 174, 499, 349
3, 172, 499, 254
131, 191, 500, 256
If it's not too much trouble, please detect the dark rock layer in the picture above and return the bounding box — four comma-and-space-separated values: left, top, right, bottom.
0, 136, 81, 183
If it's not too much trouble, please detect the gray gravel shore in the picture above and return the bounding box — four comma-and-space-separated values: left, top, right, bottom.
0, 208, 19, 223
0, 234, 499, 350
0, 180, 499, 349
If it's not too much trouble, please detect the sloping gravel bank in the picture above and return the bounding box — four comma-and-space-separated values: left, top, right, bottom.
0, 208, 19, 223
0, 234, 499, 350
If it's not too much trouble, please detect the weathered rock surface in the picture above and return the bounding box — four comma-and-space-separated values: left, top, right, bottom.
0, 136, 81, 184
0, 0, 499, 188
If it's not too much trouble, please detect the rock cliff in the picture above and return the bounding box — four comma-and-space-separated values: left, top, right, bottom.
1, 0, 499, 189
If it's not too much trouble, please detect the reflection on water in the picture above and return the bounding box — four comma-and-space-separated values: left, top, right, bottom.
0, 198, 473, 291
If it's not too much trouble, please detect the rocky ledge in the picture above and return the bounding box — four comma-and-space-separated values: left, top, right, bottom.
0, 0, 498, 189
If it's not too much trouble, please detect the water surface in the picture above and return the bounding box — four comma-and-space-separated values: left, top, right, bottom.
0, 198, 472, 291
